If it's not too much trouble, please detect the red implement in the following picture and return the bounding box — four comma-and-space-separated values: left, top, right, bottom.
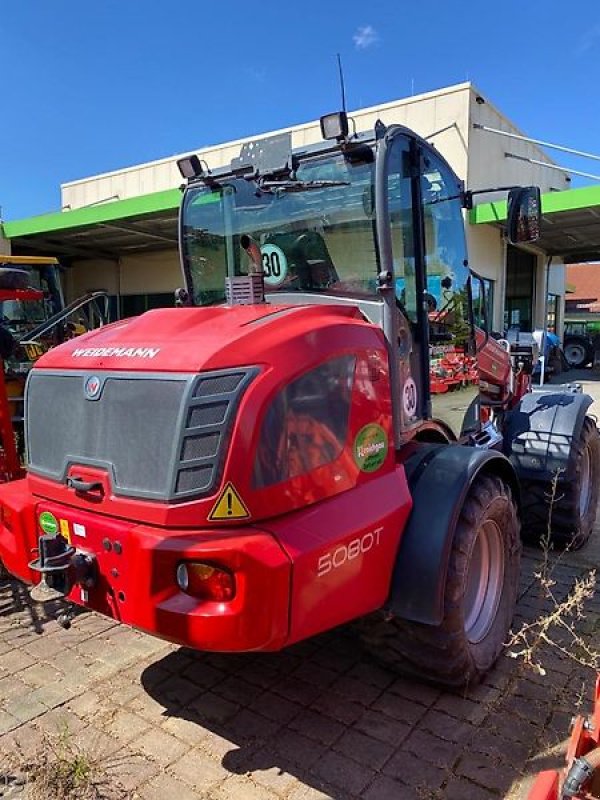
529, 677, 600, 799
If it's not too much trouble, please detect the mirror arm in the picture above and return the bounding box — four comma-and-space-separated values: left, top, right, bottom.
462, 185, 524, 209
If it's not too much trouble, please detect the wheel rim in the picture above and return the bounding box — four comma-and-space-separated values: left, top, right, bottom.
579, 444, 592, 518
463, 519, 505, 644
565, 343, 586, 367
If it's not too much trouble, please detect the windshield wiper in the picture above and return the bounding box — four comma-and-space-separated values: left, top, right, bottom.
258, 179, 350, 193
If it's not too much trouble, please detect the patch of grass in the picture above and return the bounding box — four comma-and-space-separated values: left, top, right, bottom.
2, 723, 128, 800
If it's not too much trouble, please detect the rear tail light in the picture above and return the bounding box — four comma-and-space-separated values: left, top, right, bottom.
176, 562, 236, 602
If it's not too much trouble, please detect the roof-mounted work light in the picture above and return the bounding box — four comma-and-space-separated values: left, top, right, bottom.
320, 112, 349, 142
176, 154, 204, 180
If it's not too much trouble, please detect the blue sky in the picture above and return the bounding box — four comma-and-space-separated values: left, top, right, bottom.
2, 0, 599, 220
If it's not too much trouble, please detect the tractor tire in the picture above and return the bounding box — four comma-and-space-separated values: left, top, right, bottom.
359, 474, 520, 687
564, 335, 593, 369
520, 416, 600, 550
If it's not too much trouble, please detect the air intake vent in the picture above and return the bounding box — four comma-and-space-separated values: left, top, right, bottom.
26, 367, 258, 503
173, 367, 258, 499
225, 275, 265, 305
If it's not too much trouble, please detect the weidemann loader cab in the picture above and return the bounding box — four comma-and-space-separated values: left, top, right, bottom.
0, 115, 597, 687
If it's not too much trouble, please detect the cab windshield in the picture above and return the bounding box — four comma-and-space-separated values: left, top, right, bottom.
180, 152, 379, 306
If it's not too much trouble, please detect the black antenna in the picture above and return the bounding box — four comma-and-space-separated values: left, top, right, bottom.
336, 53, 347, 113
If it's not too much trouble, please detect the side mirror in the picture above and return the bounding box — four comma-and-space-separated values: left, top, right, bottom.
507, 186, 541, 245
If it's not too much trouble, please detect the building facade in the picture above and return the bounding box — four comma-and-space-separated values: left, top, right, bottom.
2, 81, 593, 337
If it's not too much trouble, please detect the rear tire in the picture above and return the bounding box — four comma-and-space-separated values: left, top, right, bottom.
360, 475, 521, 687
520, 416, 600, 550
564, 335, 593, 369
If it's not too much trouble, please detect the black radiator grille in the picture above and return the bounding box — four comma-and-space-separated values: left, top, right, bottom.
26, 367, 257, 501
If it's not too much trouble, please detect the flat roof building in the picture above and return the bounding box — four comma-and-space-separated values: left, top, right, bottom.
3, 81, 600, 335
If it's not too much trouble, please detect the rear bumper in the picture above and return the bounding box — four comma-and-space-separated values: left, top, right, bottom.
0, 482, 291, 652
0, 468, 411, 652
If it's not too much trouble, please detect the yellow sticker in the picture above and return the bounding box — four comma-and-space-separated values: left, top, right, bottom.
208, 482, 250, 521
59, 518, 71, 544
24, 343, 44, 360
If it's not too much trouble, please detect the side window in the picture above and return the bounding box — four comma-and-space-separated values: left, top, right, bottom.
388, 142, 417, 322
253, 356, 355, 488
421, 155, 470, 345
472, 278, 494, 331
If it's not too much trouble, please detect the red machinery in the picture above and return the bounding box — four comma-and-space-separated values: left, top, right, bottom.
0, 285, 44, 482
0, 117, 597, 687
530, 678, 600, 800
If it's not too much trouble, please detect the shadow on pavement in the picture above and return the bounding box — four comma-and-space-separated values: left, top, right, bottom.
140, 594, 590, 800
0, 576, 87, 634
550, 366, 600, 384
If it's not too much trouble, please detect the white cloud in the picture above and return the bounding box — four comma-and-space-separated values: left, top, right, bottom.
244, 66, 266, 83
353, 25, 379, 50
577, 24, 600, 55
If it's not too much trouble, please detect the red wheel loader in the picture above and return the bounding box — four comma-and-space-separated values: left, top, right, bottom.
0, 116, 597, 687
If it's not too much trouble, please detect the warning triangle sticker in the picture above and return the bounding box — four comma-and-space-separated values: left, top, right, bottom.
208, 482, 250, 521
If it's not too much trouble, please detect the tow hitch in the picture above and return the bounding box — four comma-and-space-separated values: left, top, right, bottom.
28, 533, 97, 604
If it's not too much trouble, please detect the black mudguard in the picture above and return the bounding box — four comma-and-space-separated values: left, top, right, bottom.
503, 388, 593, 481
387, 444, 519, 625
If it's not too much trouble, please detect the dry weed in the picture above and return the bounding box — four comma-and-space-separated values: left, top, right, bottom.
508, 470, 599, 675
1, 723, 130, 800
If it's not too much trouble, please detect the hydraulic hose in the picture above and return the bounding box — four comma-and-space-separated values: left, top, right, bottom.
562, 746, 600, 798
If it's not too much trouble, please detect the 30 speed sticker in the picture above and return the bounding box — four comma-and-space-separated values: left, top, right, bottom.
403, 377, 418, 418
260, 244, 288, 287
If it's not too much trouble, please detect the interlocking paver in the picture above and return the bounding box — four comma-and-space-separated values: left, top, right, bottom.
105, 707, 152, 743
312, 749, 375, 795
289, 708, 345, 745
384, 746, 449, 788
354, 706, 412, 744
140, 772, 203, 800
167, 748, 230, 789
334, 728, 394, 769
133, 726, 190, 765
249, 691, 301, 724
457, 752, 522, 793
445, 776, 500, 799
251, 760, 300, 796
213, 776, 284, 800
0, 710, 19, 735
361, 773, 416, 800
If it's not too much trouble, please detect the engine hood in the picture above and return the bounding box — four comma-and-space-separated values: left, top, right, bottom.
35, 303, 366, 373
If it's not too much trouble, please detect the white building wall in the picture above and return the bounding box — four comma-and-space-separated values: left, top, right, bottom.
62, 82, 567, 212
465, 87, 569, 335
467, 90, 569, 194
62, 83, 474, 211
466, 224, 506, 328
67, 250, 181, 299
66, 258, 120, 298
61, 81, 568, 336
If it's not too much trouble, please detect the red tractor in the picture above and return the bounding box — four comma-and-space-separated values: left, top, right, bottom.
0, 115, 598, 687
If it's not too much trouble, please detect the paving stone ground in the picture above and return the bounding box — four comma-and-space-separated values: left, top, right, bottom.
1, 369, 600, 799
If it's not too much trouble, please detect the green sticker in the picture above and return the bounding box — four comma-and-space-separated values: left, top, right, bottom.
354, 424, 388, 473
39, 511, 58, 535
